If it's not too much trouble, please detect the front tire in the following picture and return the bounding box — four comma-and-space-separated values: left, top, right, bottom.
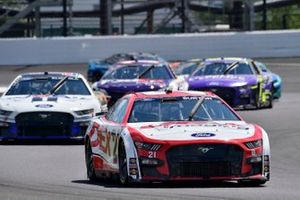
85, 139, 97, 181
118, 141, 130, 185
238, 179, 266, 186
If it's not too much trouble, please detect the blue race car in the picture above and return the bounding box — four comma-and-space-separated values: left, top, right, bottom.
87, 52, 167, 82
254, 61, 282, 99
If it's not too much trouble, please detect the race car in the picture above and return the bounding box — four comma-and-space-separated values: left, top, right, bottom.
92, 60, 188, 104
0, 72, 106, 140
87, 52, 167, 82
84, 90, 271, 185
183, 57, 273, 109
254, 61, 282, 99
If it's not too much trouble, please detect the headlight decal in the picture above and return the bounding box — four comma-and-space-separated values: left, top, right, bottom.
134, 141, 161, 151
0, 109, 12, 116
244, 139, 262, 149
74, 109, 94, 116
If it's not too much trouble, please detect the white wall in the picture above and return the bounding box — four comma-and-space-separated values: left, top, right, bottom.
1, 30, 300, 65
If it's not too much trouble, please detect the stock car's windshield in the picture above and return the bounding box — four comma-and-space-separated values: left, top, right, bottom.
193, 62, 253, 76
128, 96, 240, 123
102, 64, 173, 80
175, 62, 199, 75
255, 61, 270, 73
6, 77, 91, 95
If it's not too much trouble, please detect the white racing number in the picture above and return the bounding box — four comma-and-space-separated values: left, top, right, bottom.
148, 151, 157, 158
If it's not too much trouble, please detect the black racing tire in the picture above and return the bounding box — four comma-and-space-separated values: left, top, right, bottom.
266, 94, 273, 109
255, 87, 261, 110
85, 139, 97, 181
238, 179, 266, 186
118, 140, 130, 185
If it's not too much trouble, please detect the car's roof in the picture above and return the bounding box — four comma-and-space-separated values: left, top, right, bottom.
128, 90, 216, 99
19, 72, 83, 79
203, 57, 250, 64
123, 52, 159, 58
117, 60, 161, 66
111, 52, 161, 60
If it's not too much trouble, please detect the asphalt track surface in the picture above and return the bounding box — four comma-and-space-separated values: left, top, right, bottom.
0, 57, 300, 200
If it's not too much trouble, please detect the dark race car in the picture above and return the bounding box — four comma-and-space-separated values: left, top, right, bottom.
87, 52, 167, 82
92, 60, 188, 105
181, 57, 273, 109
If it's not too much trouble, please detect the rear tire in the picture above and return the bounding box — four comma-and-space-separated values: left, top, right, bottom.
85, 139, 97, 181
255, 88, 261, 110
266, 94, 273, 109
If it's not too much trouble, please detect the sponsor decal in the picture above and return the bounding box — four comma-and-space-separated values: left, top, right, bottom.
129, 157, 138, 175
129, 168, 138, 175
88, 123, 119, 163
209, 82, 220, 86
35, 104, 53, 108
191, 133, 216, 137
129, 158, 137, 164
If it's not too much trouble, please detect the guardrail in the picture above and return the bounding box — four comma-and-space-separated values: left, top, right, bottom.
1, 30, 300, 65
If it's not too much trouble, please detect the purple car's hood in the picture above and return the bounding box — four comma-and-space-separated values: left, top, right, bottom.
97, 79, 170, 93
188, 75, 258, 89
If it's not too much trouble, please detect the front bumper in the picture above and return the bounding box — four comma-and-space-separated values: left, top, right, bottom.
131, 143, 270, 183
0, 112, 90, 140
195, 86, 257, 108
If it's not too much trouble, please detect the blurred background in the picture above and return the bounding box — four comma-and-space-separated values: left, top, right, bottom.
0, 0, 299, 38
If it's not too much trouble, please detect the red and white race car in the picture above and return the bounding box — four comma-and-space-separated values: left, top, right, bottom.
84, 90, 270, 185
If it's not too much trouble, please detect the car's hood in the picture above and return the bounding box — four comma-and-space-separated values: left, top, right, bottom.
0, 95, 98, 113
128, 121, 256, 141
188, 75, 257, 88
97, 79, 169, 93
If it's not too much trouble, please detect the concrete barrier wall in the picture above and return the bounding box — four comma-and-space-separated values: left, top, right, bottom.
1, 30, 300, 65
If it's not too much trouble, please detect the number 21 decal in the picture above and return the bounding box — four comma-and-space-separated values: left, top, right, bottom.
148, 151, 157, 158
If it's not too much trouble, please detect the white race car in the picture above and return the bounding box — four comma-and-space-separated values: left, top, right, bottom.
0, 72, 106, 140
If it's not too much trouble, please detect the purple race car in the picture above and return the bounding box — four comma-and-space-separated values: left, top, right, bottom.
184, 57, 273, 109
92, 60, 188, 105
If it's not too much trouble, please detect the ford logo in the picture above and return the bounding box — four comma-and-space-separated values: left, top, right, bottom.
35, 104, 53, 108
191, 133, 216, 137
